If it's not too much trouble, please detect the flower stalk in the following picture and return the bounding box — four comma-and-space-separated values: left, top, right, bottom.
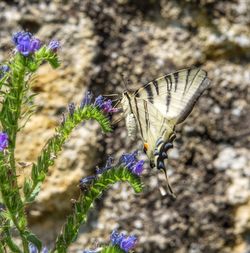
23, 105, 112, 203
53, 166, 142, 253
0, 32, 60, 253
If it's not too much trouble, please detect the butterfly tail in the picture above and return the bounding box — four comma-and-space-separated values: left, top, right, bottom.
162, 168, 176, 199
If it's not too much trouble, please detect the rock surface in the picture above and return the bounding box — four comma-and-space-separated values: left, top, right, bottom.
0, 0, 250, 252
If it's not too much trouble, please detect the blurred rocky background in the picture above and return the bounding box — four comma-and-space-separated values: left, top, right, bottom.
0, 0, 250, 252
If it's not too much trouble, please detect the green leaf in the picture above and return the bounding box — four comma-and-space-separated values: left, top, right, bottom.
26, 182, 42, 202
4, 237, 22, 253
101, 245, 125, 253
23, 178, 32, 197
27, 61, 38, 72
23, 230, 42, 251
47, 57, 60, 69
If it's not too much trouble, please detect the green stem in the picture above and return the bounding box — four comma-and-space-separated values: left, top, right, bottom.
24, 106, 112, 203
52, 166, 143, 253
0, 54, 30, 252
0, 169, 28, 253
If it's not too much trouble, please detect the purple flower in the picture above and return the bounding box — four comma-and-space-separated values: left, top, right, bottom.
0, 65, 10, 79
12, 31, 31, 45
96, 156, 113, 174
111, 230, 125, 245
79, 175, 96, 185
94, 95, 118, 114
110, 230, 137, 252
48, 40, 60, 52
120, 151, 138, 170
120, 151, 144, 176
12, 31, 41, 56
102, 100, 118, 113
29, 38, 41, 53
131, 160, 144, 176
79, 175, 96, 191
0, 132, 8, 151
120, 235, 137, 252
28, 244, 37, 253
80, 91, 93, 108
94, 95, 104, 108
68, 102, 76, 116
0, 65, 10, 73
28, 244, 48, 253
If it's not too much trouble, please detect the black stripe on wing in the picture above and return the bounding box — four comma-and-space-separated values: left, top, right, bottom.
183, 68, 191, 95
177, 76, 210, 124
134, 97, 144, 139
145, 84, 154, 104
173, 72, 178, 92
186, 68, 201, 94
153, 80, 159, 95
143, 100, 150, 134
164, 75, 172, 112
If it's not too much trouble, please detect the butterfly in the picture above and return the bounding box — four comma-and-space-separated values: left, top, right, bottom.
119, 67, 210, 198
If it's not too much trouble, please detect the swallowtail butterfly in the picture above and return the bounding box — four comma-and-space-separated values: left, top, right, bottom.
120, 67, 210, 197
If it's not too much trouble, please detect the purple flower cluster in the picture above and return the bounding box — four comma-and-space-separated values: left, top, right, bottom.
12, 31, 41, 56
12, 31, 60, 56
0, 65, 10, 79
79, 151, 143, 193
0, 132, 8, 151
80, 91, 93, 108
79, 92, 118, 114
110, 230, 137, 253
120, 151, 144, 176
94, 95, 118, 113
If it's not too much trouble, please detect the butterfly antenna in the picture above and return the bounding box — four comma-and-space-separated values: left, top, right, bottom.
112, 115, 123, 125
162, 168, 176, 200
113, 97, 122, 108
103, 93, 119, 97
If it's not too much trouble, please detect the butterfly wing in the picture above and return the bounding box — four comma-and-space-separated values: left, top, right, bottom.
121, 94, 176, 197
121, 68, 210, 198
122, 94, 174, 166
135, 68, 210, 124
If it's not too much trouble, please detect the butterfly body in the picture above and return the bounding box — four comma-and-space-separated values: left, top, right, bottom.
120, 68, 210, 197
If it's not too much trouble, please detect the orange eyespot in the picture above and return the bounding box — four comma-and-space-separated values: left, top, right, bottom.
143, 142, 149, 153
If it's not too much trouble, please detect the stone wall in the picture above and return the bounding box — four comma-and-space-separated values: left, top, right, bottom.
0, 0, 249, 252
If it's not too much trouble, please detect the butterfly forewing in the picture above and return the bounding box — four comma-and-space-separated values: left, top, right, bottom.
135, 68, 210, 124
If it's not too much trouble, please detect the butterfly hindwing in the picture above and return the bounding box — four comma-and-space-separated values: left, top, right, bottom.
135, 68, 210, 124
121, 94, 177, 197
